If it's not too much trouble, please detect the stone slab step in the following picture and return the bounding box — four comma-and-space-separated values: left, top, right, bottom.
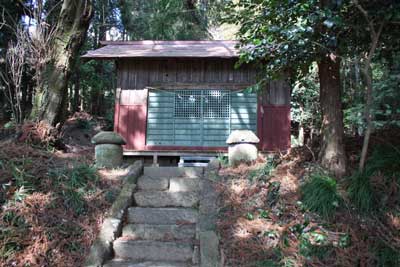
169, 178, 200, 192
137, 176, 169, 191
104, 259, 198, 267
122, 224, 196, 241
127, 207, 198, 225
134, 191, 198, 208
113, 240, 193, 262
144, 167, 203, 179
137, 176, 200, 192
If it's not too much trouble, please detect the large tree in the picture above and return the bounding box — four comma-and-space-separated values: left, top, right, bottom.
31, 0, 93, 126
226, 0, 348, 177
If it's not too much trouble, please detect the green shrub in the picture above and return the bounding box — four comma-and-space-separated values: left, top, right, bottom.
301, 173, 342, 219
374, 243, 400, 267
348, 145, 400, 213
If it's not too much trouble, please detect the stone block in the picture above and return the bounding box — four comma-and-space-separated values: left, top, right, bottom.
228, 143, 258, 166
144, 167, 203, 178
226, 130, 259, 166
127, 207, 198, 225
169, 178, 200, 192
138, 176, 169, 191
113, 240, 193, 262
134, 191, 199, 208
104, 259, 197, 267
84, 218, 121, 267
122, 223, 196, 240
200, 231, 220, 267
91, 131, 126, 145
95, 144, 123, 168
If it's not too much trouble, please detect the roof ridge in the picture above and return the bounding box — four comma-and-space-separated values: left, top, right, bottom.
99, 40, 239, 46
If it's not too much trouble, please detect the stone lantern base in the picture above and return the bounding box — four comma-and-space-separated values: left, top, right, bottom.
92, 131, 126, 169
95, 144, 123, 168
228, 143, 258, 166
226, 130, 260, 166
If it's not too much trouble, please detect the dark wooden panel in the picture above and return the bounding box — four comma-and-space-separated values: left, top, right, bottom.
117, 58, 257, 89
261, 80, 291, 106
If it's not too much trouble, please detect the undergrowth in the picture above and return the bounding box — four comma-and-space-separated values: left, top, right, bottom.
50, 164, 99, 215
0, 142, 114, 266
248, 157, 276, 183
348, 145, 400, 213
301, 173, 342, 219
373, 242, 400, 267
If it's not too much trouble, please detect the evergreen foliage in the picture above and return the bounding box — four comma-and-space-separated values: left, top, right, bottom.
301, 173, 342, 218
348, 145, 400, 213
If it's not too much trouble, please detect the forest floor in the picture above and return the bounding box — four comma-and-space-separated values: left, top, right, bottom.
0, 113, 124, 267
1, 114, 399, 267
217, 129, 400, 267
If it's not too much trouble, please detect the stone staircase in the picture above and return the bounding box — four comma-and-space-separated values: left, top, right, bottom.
104, 167, 203, 267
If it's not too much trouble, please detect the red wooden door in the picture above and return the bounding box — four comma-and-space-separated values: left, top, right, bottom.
114, 89, 148, 150
257, 80, 291, 151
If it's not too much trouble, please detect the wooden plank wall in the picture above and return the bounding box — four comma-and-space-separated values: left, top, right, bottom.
115, 58, 291, 152
117, 58, 257, 89
231, 92, 257, 132
146, 90, 258, 147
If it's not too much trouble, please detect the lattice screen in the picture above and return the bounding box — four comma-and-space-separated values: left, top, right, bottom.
174, 89, 230, 119
174, 90, 202, 118
203, 90, 230, 118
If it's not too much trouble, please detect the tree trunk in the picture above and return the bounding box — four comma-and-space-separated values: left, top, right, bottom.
318, 54, 347, 177
298, 105, 305, 146
359, 64, 373, 171
31, 0, 93, 126
72, 71, 81, 113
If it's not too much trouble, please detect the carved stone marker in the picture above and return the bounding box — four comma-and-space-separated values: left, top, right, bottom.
92, 131, 126, 168
226, 130, 260, 166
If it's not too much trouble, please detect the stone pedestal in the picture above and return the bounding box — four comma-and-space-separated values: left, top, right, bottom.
226, 130, 260, 166
92, 131, 126, 168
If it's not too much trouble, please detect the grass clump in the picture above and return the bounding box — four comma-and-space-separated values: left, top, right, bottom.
373, 242, 400, 267
50, 163, 99, 215
249, 157, 276, 183
348, 145, 400, 213
299, 231, 334, 260
301, 173, 342, 219
217, 154, 229, 167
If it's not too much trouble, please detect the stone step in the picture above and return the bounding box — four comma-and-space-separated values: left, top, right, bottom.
144, 167, 203, 179
169, 178, 200, 192
127, 207, 198, 225
104, 259, 198, 267
113, 240, 193, 262
134, 191, 199, 208
137, 176, 169, 191
137, 176, 200, 192
122, 224, 196, 241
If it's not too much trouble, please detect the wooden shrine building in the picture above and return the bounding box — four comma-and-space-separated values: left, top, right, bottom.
82, 40, 290, 157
